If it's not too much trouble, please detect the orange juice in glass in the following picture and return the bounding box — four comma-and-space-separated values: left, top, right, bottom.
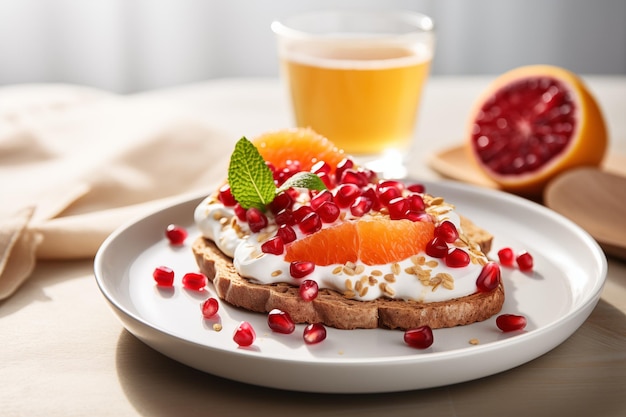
272, 11, 435, 177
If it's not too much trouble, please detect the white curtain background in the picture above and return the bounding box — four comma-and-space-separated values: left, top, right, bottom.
0, 0, 624, 93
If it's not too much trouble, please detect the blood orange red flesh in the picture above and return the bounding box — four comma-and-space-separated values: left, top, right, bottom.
467, 65, 607, 196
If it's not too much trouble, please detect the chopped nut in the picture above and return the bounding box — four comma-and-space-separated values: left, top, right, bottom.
213, 323, 223, 332
469, 338, 480, 345
368, 276, 379, 286
332, 266, 343, 275
344, 279, 353, 291
271, 270, 282, 277
391, 263, 401, 275
384, 273, 396, 283
379, 282, 395, 297
371, 269, 383, 276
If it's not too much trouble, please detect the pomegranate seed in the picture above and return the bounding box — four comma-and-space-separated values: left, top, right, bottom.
267, 309, 296, 334
310, 189, 334, 210
218, 184, 237, 206
276, 224, 297, 244
165, 224, 187, 245
303, 323, 327, 344
362, 187, 382, 211
387, 197, 409, 220
335, 158, 354, 183
152, 266, 174, 286
201, 297, 219, 318
377, 185, 401, 206
425, 237, 448, 258
246, 207, 268, 232
445, 248, 471, 268
334, 183, 361, 208
299, 279, 319, 301
497, 247, 515, 267
261, 236, 284, 255
350, 196, 373, 217
290, 261, 315, 278
233, 321, 256, 347
516, 251, 534, 272
274, 208, 295, 226
407, 183, 425, 193
341, 169, 368, 187
234, 203, 247, 221
407, 194, 425, 212
496, 314, 527, 332
311, 160, 331, 175
404, 326, 434, 349
435, 221, 459, 243
269, 190, 294, 214
476, 261, 501, 292
316, 201, 340, 223
293, 206, 314, 223
377, 180, 404, 193
298, 212, 322, 235
182, 272, 207, 291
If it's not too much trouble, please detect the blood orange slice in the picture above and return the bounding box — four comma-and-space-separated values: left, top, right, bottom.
466, 65, 607, 196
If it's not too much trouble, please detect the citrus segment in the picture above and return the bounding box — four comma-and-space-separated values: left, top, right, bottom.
284, 218, 435, 266
284, 221, 358, 265
466, 65, 607, 195
358, 219, 435, 265
253, 127, 345, 173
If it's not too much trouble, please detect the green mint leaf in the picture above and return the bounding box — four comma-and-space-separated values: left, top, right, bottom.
228, 137, 276, 209
277, 171, 327, 194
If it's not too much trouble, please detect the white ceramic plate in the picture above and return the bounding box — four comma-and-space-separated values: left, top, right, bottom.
94, 180, 607, 393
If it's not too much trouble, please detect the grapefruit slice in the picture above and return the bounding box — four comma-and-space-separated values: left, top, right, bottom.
466, 65, 607, 196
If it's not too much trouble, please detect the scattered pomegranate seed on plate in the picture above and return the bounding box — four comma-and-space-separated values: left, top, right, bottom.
497, 247, 516, 266
516, 252, 534, 272
267, 309, 296, 334
496, 314, 527, 332
303, 323, 327, 344
165, 224, 187, 245
404, 326, 434, 349
201, 298, 219, 318
152, 266, 174, 286
233, 321, 256, 347
182, 272, 207, 291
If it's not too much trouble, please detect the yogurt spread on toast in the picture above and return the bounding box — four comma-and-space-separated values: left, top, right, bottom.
194, 184, 489, 303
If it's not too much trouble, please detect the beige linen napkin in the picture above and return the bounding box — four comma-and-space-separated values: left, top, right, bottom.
0, 84, 235, 299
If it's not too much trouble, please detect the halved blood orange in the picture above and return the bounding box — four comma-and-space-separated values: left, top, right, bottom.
466, 65, 607, 196
253, 127, 345, 173
284, 218, 435, 266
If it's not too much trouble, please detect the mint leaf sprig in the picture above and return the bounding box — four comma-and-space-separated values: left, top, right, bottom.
227, 137, 327, 210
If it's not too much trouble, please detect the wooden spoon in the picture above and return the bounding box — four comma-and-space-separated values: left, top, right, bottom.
544, 167, 626, 260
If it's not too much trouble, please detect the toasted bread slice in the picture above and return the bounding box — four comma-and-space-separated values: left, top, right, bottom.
191, 216, 503, 330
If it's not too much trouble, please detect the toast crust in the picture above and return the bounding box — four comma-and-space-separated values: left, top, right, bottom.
192, 219, 503, 330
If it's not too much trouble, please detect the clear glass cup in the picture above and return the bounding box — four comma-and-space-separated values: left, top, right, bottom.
272, 10, 435, 178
